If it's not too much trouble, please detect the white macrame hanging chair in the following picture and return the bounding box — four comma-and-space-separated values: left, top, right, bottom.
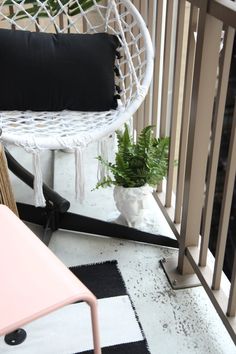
0, 0, 154, 207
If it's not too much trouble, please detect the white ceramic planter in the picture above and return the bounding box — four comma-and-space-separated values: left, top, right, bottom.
113, 184, 158, 231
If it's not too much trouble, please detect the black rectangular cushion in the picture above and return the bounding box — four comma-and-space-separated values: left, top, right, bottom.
0, 28, 119, 111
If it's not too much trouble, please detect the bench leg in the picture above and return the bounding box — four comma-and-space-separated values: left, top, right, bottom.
87, 299, 101, 354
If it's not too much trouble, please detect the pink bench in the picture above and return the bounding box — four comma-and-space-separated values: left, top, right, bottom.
0, 205, 101, 353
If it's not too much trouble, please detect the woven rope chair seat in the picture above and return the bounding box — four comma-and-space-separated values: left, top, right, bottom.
0, 0, 154, 206
0, 108, 124, 150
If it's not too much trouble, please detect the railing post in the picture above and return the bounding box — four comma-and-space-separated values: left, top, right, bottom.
178, 2, 223, 274
227, 250, 236, 317
158, 0, 236, 343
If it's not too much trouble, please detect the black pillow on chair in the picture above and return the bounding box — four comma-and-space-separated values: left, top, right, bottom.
0, 28, 119, 112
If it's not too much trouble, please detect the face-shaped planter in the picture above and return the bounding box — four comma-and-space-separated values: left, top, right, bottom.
113, 185, 157, 230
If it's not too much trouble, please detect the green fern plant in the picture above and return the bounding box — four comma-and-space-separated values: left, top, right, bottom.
95, 124, 169, 189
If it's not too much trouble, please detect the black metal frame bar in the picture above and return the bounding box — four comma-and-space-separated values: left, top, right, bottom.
6, 149, 179, 249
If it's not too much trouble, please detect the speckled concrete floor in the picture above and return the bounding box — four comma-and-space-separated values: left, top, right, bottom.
48, 230, 235, 354
8, 145, 236, 354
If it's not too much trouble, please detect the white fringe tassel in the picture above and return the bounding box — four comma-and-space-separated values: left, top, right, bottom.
75, 147, 85, 203
97, 138, 110, 183
32, 151, 46, 207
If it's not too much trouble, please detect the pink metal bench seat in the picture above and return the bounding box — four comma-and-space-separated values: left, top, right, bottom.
0, 205, 101, 353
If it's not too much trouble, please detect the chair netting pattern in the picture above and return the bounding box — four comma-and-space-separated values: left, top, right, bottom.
0, 0, 153, 206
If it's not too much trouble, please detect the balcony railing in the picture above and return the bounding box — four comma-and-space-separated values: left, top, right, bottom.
133, 0, 236, 344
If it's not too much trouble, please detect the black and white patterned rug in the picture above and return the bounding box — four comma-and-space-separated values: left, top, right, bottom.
0, 260, 150, 354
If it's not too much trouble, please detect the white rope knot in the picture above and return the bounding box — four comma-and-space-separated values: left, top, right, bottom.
137, 85, 146, 98
32, 151, 46, 207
